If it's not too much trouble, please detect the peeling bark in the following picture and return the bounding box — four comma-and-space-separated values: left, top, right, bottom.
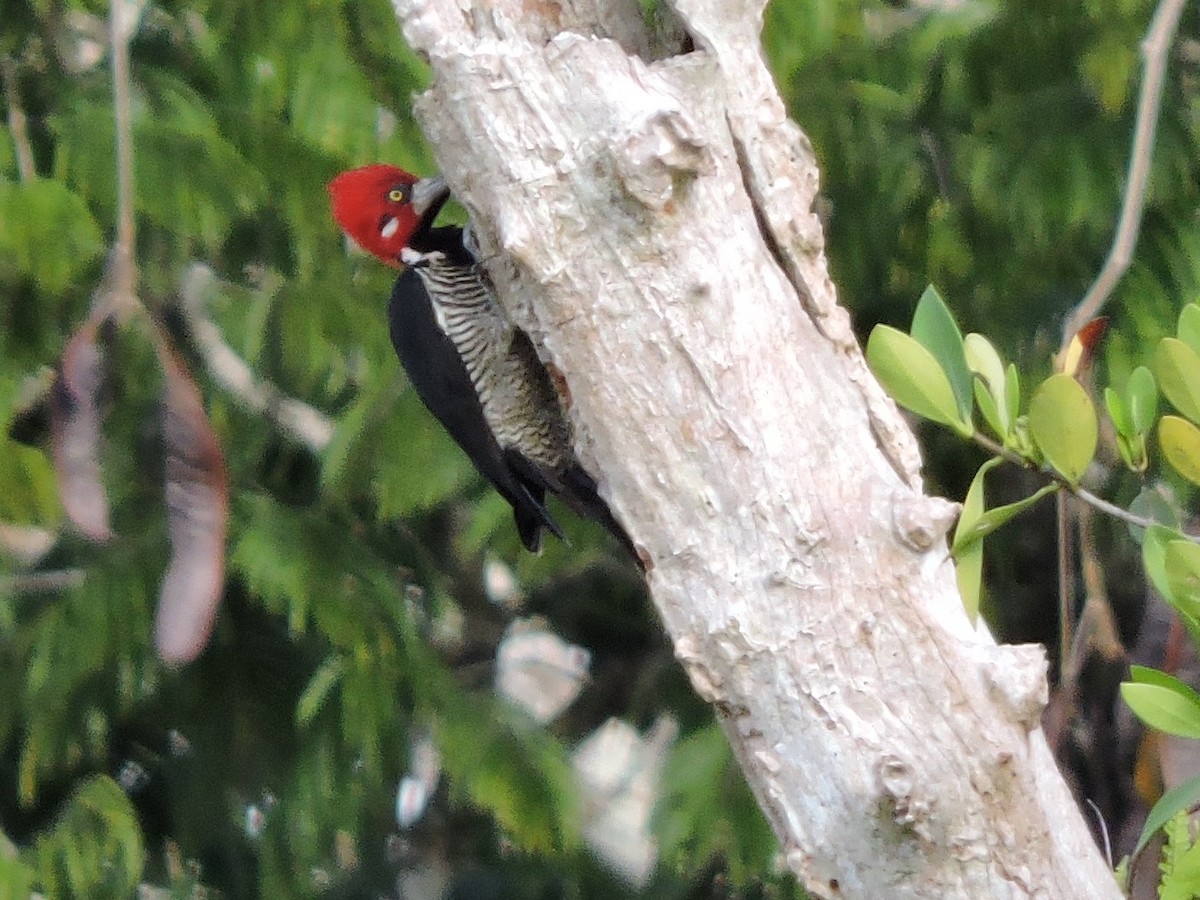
390, 0, 1119, 895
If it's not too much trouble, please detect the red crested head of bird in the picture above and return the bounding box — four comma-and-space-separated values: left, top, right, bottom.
328, 164, 448, 266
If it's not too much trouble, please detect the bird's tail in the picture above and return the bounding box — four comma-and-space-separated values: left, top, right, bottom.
512, 482, 564, 554
560, 464, 640, 565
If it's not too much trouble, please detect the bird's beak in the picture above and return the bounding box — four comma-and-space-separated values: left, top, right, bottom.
411, 174, 450, 218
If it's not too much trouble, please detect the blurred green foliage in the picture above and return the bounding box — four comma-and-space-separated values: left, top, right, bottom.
1, 0, 1199, 895
767, 0, 1200, 356
768, 0, 1199, 653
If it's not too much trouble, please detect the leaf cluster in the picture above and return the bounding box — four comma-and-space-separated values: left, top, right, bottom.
870, 281, 1200, 889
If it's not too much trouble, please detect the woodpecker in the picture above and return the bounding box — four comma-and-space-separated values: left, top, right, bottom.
328, 164, 630, 555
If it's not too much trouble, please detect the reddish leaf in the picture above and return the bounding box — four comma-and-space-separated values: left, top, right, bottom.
1060, 316, 1110, 377
154, 342, 228, 666
50, 314, 112, 541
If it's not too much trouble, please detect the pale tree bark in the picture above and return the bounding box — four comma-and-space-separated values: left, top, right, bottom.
389, 0, 1121, 896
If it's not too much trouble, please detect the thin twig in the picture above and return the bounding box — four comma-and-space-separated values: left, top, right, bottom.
971, 431, 1192, 538
1056, 495, 1074, 684
1084, 798, 1114, 871
177, 264, 335, 452
108, 0, 137, 313
1058, 0, 1186, 350
1053, 0, 1180, 732
1, 58, 36, 182
0, 570, 87, 594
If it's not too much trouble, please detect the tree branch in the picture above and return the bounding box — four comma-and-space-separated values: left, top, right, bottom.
971, 430, 1188, 538
177, 264, 334, 453
391, 0, 1121, 894
0, 570, 86, 594
1059, 0, 1186, 349
2, 58, 36, 182
108, 0, 137, 314
1052, 0, 1185, 707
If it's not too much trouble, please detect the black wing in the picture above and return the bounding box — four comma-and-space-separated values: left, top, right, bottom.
506, 449, 637, 561
387, 268, 564, 551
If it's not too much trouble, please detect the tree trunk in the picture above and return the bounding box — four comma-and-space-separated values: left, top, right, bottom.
388, 0, 1121, 895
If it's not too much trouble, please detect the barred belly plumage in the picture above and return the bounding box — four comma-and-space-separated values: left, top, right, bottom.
415, 259, 572, 472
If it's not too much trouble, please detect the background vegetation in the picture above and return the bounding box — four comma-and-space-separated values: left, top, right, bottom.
1, 0, 1197, 896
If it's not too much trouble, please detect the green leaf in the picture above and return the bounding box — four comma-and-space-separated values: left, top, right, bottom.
1159, 809, 1200, 900
867, 325, 970, 435
965, 333, 1008, 437
1143, 525, 1178, 598
1106, 385, 1146, 471
954, 539, 982, 625
952, 458, 998, 623
1128, 365, 1158, 434
911, 285, 973, 423
30, 776, 143, 897
1081, 39, 1135, 113
1110, 373, 1155, 472
1104, 386, 1130, 435
1027, 374, 1098, 484
1133, 772, 1200, 858
0, 835, 35, 900
1164, 539, 1200, 618
1179, 304, 1200, 358
946, 456, 993, 553
964, 333, 1006, 394
1120, 682, 1200, 739
973, 380, 1007, 441
320, 377, 394, 494
296, 656, 344, 727
1156, 338, 1200, 424
436, 695, 580, 853
374, 391, 480, 518
658, 722, 781, 888
0, 179, 104, 295
320, 375, 477, 518
1123, 433, 1149, 473
952, 483, 1060, 553
1131, 663, 1197, 689
1160, 416, 1200, 486
291, 41, 391, 160
1004, 364, 1021, 434
0, 442, 61, 526
1129, 488, 1181, 542
54, 93, 267, 254
0, 862, 34, 899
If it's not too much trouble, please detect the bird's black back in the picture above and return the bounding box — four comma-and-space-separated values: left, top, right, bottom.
388, 263, 563, 552
393, 215, 634, 559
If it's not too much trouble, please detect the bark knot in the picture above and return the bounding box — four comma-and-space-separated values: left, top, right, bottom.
891, 492, 958, 551
615, 106, 713, 209
982, 643, 1048, 729
877, 753, 934, 840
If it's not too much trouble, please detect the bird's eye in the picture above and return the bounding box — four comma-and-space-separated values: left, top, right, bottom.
388, 186, 408, 203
